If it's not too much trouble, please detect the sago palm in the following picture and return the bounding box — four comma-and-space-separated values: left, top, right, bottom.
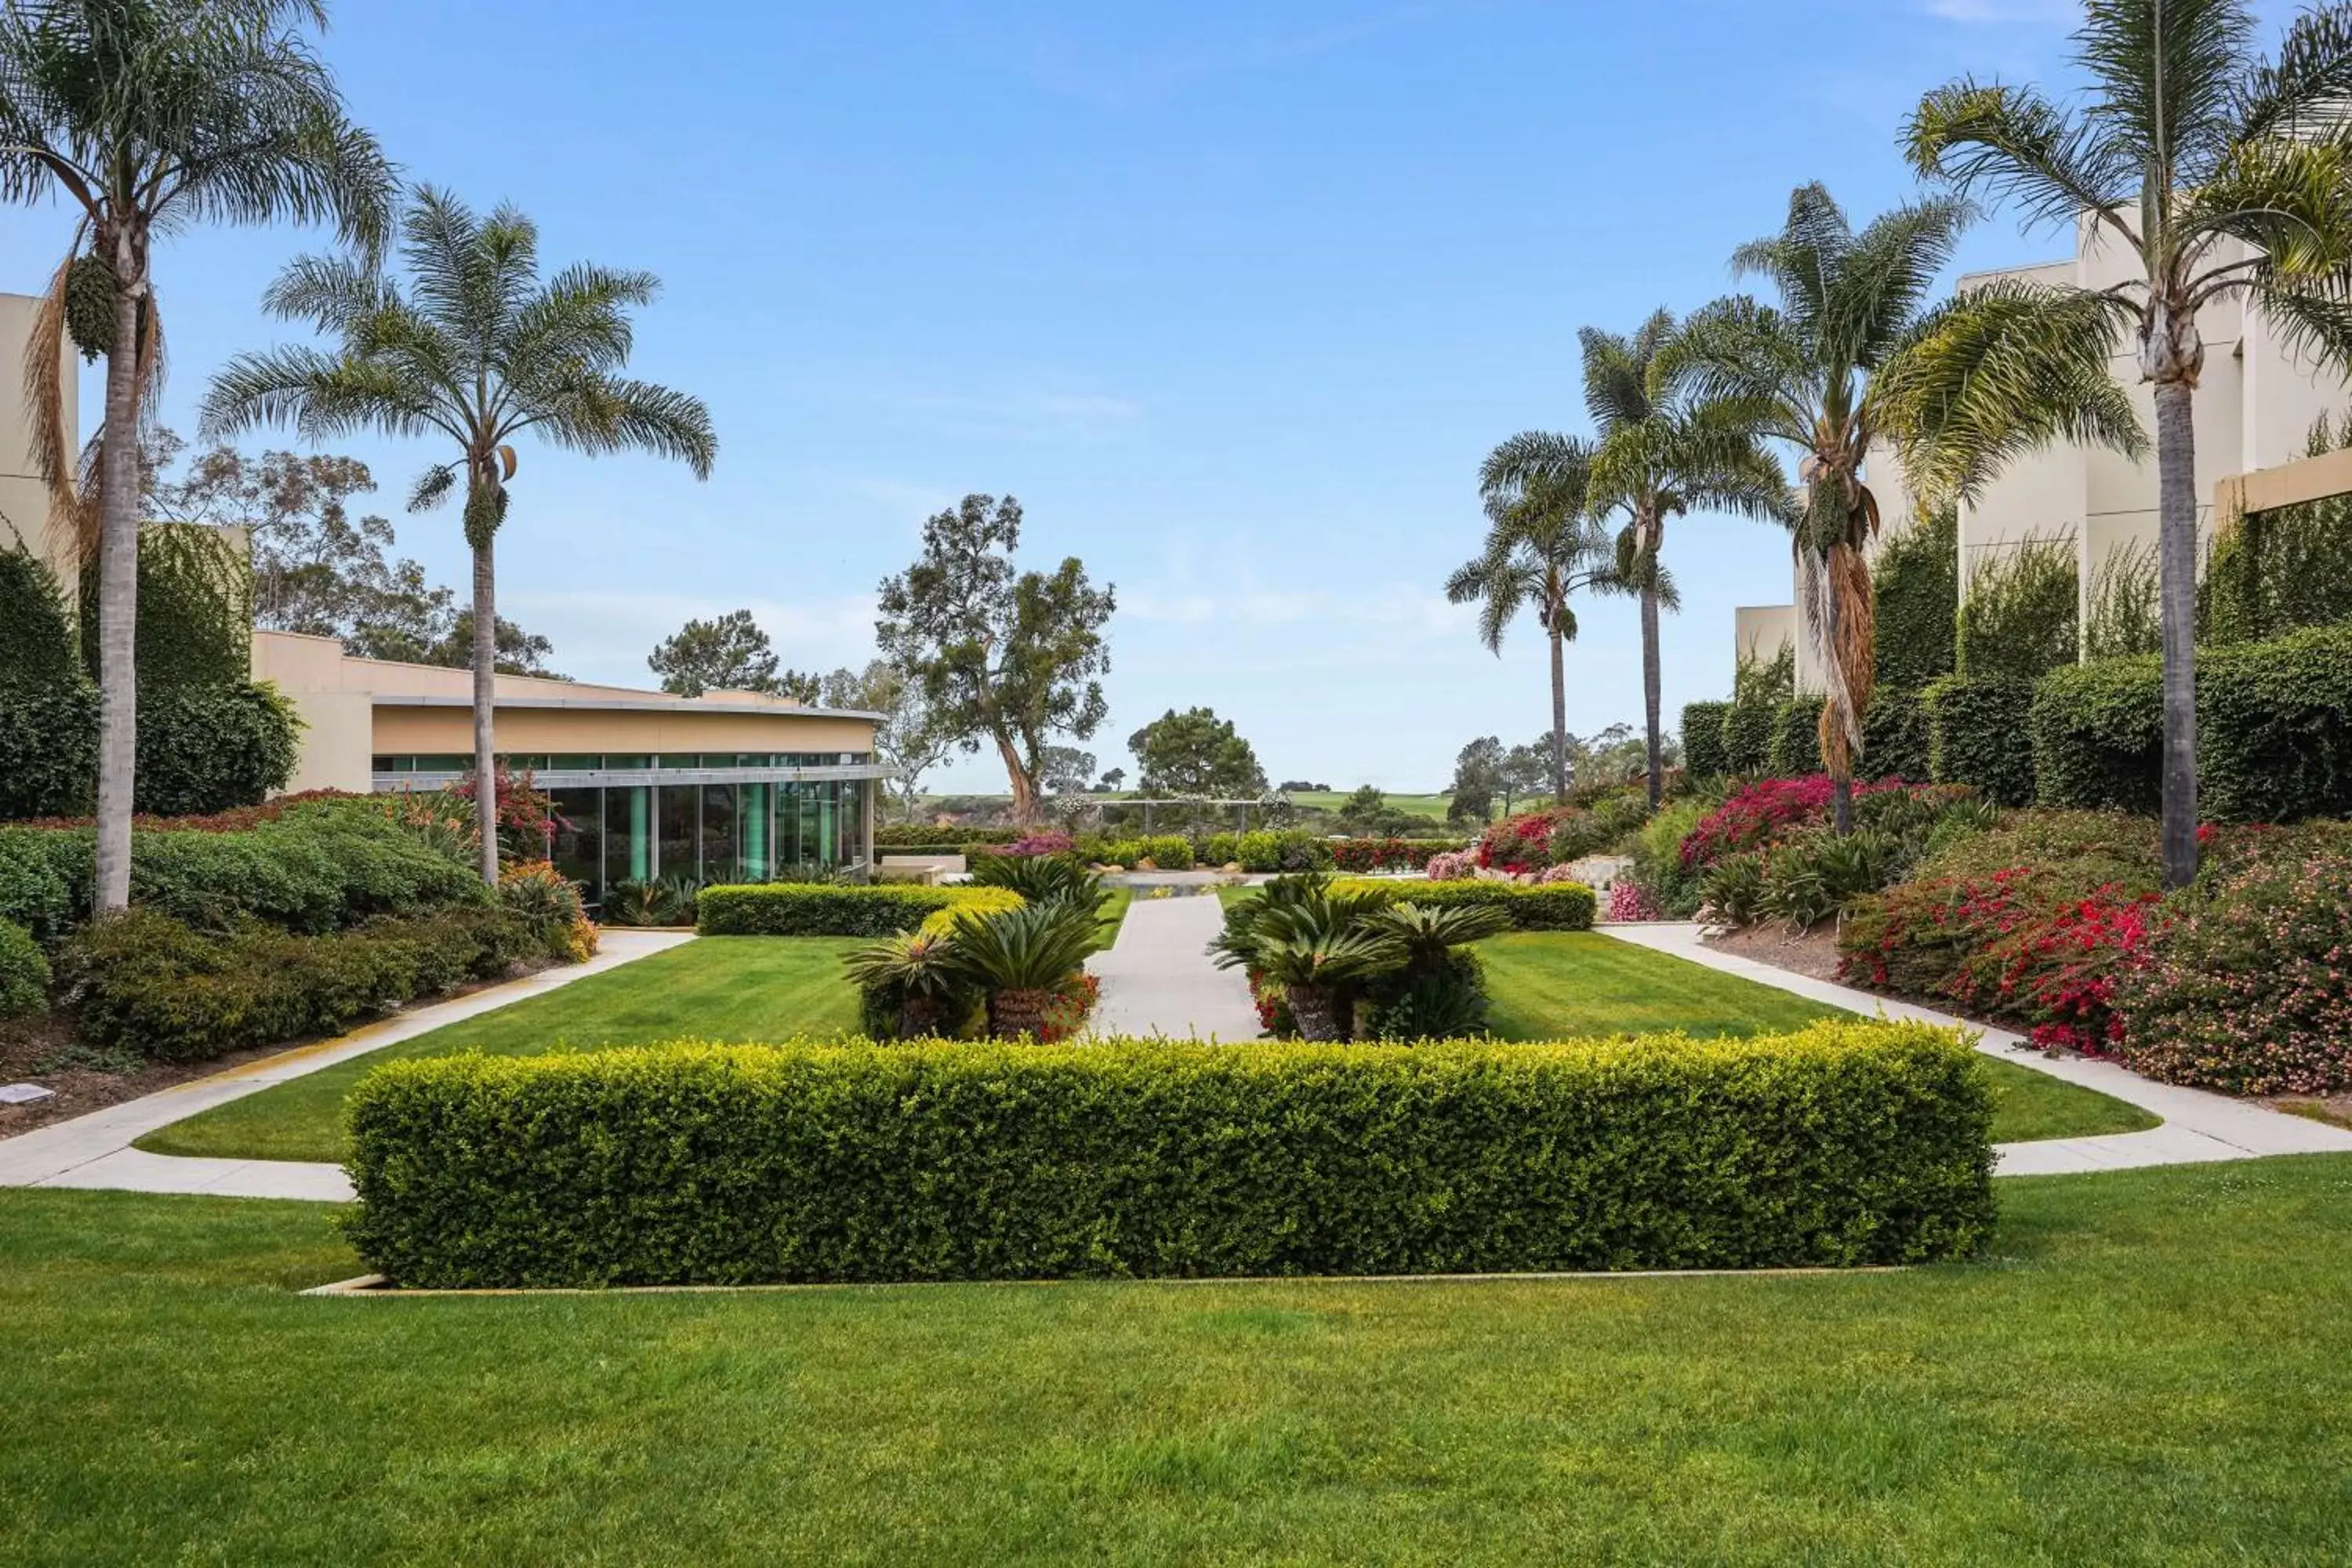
1572, 310, 1788, 808
1448, 435, 1626, 804
202, 187, 717, 883
1675, 183, 2133, 833
1894, 0, 2352, 885
0, 0, 390, 913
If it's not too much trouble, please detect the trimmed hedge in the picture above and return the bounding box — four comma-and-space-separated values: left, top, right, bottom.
0, 826, 85, 941
1327, 877, 1597, 931
2029, 658, 2163, 813
696, 882, 1021, 936
0, 916, 46, 1018
874, 824, 1021, 848
1922, 674, 2037, 806
56, 906, 547, 1062
1863, 686, 1930, 782
1719, 702, 1776, 775
341, 1021, 1998, 1287
1768, 696, 1824, 776
0, 678, 300, 819
1681, 701, 1732, 779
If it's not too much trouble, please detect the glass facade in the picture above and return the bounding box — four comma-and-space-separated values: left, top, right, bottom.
528, 779, 870, 907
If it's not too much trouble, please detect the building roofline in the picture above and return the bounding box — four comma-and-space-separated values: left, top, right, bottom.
369, 693, 885, 721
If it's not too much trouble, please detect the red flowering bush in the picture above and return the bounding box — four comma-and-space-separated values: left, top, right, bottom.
1605, 880, 1661, 922
447, 765, 569, 866
1838, 869, 2158, 1052
1679, 778, 1836, 869
1332, 838, 1468, 873
1037, 970, 1103, 1043
2111, 852, 2352, 1094
1004, 832, 1076, 857
1476, 810, 1567, 873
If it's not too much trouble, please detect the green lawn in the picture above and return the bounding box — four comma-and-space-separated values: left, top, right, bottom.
7, 1159, 2352, 1564
1283, 789, 1454, 821
139, 937, 864, 1164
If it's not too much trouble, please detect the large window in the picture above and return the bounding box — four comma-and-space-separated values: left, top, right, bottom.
657, 785, 697, 880
606, 785, 652, 890
740, 782, 771, 881
548, 788, 602, 895
700, 783, 739, 886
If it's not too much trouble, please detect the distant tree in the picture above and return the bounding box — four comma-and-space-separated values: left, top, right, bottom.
1096, 765, 1127, 793
352, 607, 561, 679
773, 668, 822, 704
818, 659, 949, 821
1500, 742, 1551, 816
1128, 705, 1268, 797
874, 494, 1115, 824
1040, 746, 1096, 797
1277, 779, 1330, 793
1447, 736, 1504, 824
648, 609, 779, 696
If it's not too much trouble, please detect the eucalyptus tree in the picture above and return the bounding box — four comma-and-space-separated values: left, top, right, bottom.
1894, 0, 2352, 885
1676, 183, 2133, 833
204, 187, 717, 882
1564, 310, 1788, 808
1448, 434, 1624, 805
0, 0, 390, 913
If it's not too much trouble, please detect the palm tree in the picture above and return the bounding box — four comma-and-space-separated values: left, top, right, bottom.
0, 0, 391, 913
1675, 183, 2135, 833
202, 187, 717, 883
1448, 434, 1625, 804
1528, 310, 1788, 809
1894, 0, 2352, 886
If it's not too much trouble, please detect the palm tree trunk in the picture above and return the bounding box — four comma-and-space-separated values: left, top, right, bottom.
2153, 379, 2201, 888
471, 535, 500, 885
1639, 586, 1662, 810
1822, 550, 1853, 836
1548, 619, 1569, 805
91, 280, 144, 915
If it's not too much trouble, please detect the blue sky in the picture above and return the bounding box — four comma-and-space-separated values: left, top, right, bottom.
0, 0, 2297, 791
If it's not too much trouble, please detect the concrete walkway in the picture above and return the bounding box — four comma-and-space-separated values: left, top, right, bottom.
1603, 921, 2352, 1176
1087, 892, 1263, 1040
0, 929, 696, 1203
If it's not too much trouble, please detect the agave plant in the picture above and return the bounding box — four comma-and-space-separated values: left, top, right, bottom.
842, 930, 966, 1038
947, 900, 1103, 1039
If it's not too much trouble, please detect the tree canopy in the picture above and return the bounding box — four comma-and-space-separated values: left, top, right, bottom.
648, 609, 782, 698
873, 494, 1114, 822
1128, 706, 1268, 798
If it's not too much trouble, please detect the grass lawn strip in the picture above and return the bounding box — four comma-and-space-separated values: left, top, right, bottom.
137, 936, 862, 1164
5, 1160, 2351, 1563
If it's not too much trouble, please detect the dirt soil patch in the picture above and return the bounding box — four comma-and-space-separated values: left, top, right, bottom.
1701, 922, 1846, 984
2265, 1094, 2352, 1130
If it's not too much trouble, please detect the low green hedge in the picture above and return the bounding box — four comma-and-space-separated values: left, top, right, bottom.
874, 824, 1021, 848
0, 916, 46, 1018
695, 882, 1021, 936
341, 1020, 1997, 1287
0, 826, 85, 941
1719, 702, 1776, 775
1681, 701, 1732, 779
1327, 877, 1597, 931
1922, 674, 2037, 806
56, 906, 549, 1062
1768, 697, 1825, 776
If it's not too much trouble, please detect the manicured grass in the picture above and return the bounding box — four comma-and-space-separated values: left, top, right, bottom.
139, 937, 862, 1165
8, 1160, 2352, 1563
1097, 883, 1133, 942
1284, 789, 1454, 821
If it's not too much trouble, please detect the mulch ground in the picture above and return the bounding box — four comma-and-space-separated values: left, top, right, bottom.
1700, 921, 1847, 983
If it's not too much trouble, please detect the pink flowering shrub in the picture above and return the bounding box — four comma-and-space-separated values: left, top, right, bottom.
1677, 775, 1956, 873
1004, 832, 1076, 857
1476, 809, 1567, 874
2111, 852, 2352, 1094
1532, 863, 1589, 885
1425, 848, 1479, 881
1606, 881, 1661, 922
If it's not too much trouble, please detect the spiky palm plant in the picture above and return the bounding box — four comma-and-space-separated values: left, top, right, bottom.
1207, 878, 1406, 1041
1893, 0, 2352, 885
946, 900, 1101, 1039
842, 929, 966, 1038
1358, 900, 1512, 967
1675, 183, 2132, 834
0, 0, 391, 913
1490, 311, 1788, 811
1449, 438, 1628, 804
201, 187, 717, 884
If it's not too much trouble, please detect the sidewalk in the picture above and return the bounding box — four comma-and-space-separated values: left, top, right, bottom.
1087, 892, 1262, 1040
1602, 921, 2352, 1176
0, 929, 695, 1202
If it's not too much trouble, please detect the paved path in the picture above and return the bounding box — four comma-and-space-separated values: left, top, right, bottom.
1087, 892, 1263, 1040
1604, 922, 2352, 1176
0, 929, 696, 1203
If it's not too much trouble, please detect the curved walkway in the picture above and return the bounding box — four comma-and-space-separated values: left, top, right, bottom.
1087, 891, 1262, 1040
1604, 922, 2352, 1176
0, 930, 696, 1203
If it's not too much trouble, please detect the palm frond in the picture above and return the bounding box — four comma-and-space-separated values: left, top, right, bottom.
2075, 0, 2257, 181
2233, 2, 2352, 143
1906, 78, 2138, 241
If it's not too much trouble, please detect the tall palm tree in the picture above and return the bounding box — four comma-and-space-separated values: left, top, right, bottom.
1538, 310, 1788, 809
1894, 0, 2352, 886
203, 187, 717, 883
1450, 434, 1627, 805
1675, 183, 2136, 833
0, 0, 390, 913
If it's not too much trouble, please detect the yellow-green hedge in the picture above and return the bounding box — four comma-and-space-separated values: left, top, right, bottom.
341, 1020, 1996, 1287
695, 883, 1019, 937
1326, 877, 1597, 930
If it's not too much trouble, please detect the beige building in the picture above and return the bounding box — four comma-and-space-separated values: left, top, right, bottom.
1737, 214, 2352, 691
0, 291, 77, 583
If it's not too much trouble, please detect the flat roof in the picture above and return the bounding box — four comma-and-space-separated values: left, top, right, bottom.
370, 693, 885, 721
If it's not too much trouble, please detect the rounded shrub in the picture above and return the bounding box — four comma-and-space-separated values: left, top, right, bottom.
0, 917, 49, 1018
